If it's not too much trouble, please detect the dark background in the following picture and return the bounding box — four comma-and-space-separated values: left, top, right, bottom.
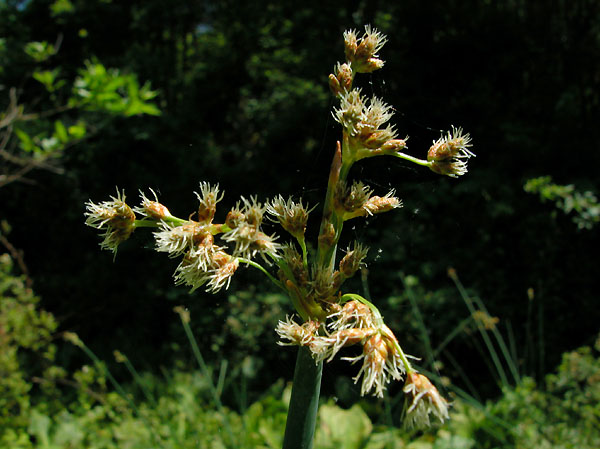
2, 0, 599, 406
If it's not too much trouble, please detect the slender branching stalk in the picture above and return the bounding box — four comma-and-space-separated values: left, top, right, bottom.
113, 350, 157, 407
63, 332, 162, 446
174, 306, 237, 448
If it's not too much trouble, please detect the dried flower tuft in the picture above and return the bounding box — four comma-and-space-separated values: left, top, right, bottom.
135, 189, 172, 220
428, 126, 475, 177
403, 372, 450, 429
84, 188, 136, 252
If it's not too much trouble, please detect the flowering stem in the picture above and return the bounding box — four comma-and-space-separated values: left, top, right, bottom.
132, 215, 189, 229
390, 152, 431, 167
238, 257, 284, 290
132, 220, 161, 229
317, 141, 343, 270
282, 346, 323, 449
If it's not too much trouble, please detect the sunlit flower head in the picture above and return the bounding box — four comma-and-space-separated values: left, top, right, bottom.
361, 190, 402, 216
335, 180, 373, 214
154, 221, 208, 257
333, 88, 364, 136
173, 247, 237, 293
403, 372, 450, 429
338, 242, 369, 278
317, 327, 377, 363
329, 62, 353, 97
223, 196, 281, 261
206, 253, 239, 292
428, 126, 475, 177
345, 25, 387, 73
328, 300, 374, 331
84, 188, 136, 252
357, 96, 395, 136
195, 182, 224, 223
173, 251, 212, 291
134, 188, 171, 220
343, 329, 406, 397
276, 316, 320, 347
267, 195, 312, 239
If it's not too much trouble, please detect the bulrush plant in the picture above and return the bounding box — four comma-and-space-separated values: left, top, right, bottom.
85, 26, 474, 448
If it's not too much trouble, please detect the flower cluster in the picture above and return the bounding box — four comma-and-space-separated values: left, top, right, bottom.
403, 372, 450, 429
329, 25, 474, 176
276, 299, 449, 427
85, 25, 471, 432
84, 189, 135, 253
427, 126, 475, 177
85, 183, 281, 292
277, 299, 408, 398
335, 180, 402, 220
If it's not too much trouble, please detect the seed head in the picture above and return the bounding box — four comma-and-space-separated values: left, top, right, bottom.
335, 180, 373, 214
380, 138, 408, 153
357, 96, 394, 137
195, 182, 224, 223
403, 372, 450, 429
362, 125, 398, 149
333, 88, 364, 136
343, 29, 358, 62
328, 300, 374, 331
316, 327, 378, 363
345, 25, 387, 73
329, 62, 354, 97
206, 254, 239, 292
223, 197, 280, 261
344, 329, 406, 397
280, 243, 308, 286
428, 126, 475, 177
339, 242, 369, 278
276, 316, 320, 346
154, 221, 209, 258
135, 189, 172, 220
362, 190, 402, 216
84, 188, 136, 253
267, 195, 312, 239
173, 247, 237, 293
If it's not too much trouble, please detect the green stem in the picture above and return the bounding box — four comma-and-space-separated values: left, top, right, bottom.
117, 352, 157, 407
176, 309, 237, 447
390, 152, 431, 167
297, 236, 308, 271
238, 257, 284, 290
449, 271, 510, 387
282, 346, 323, 449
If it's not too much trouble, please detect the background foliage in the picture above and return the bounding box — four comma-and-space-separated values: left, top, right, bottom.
1, 0, 599, 446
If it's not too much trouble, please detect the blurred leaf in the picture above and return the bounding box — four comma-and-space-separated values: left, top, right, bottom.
32, 69, 63, 92
315, 402, 373, 449
54, 120, 68, 143
24, 41, 55, 62
50, 0, 75, 16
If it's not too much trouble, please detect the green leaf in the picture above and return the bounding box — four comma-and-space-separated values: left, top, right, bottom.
24, 41, 55, 62
14, 128, 38, 153
315, 403, 373, 449
54, 121, 68, 143
33, 69, 62, 92
27, 410, 51, 448
67, 123, 86, 139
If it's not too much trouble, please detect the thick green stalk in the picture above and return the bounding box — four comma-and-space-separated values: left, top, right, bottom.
282, 346, 323, 449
